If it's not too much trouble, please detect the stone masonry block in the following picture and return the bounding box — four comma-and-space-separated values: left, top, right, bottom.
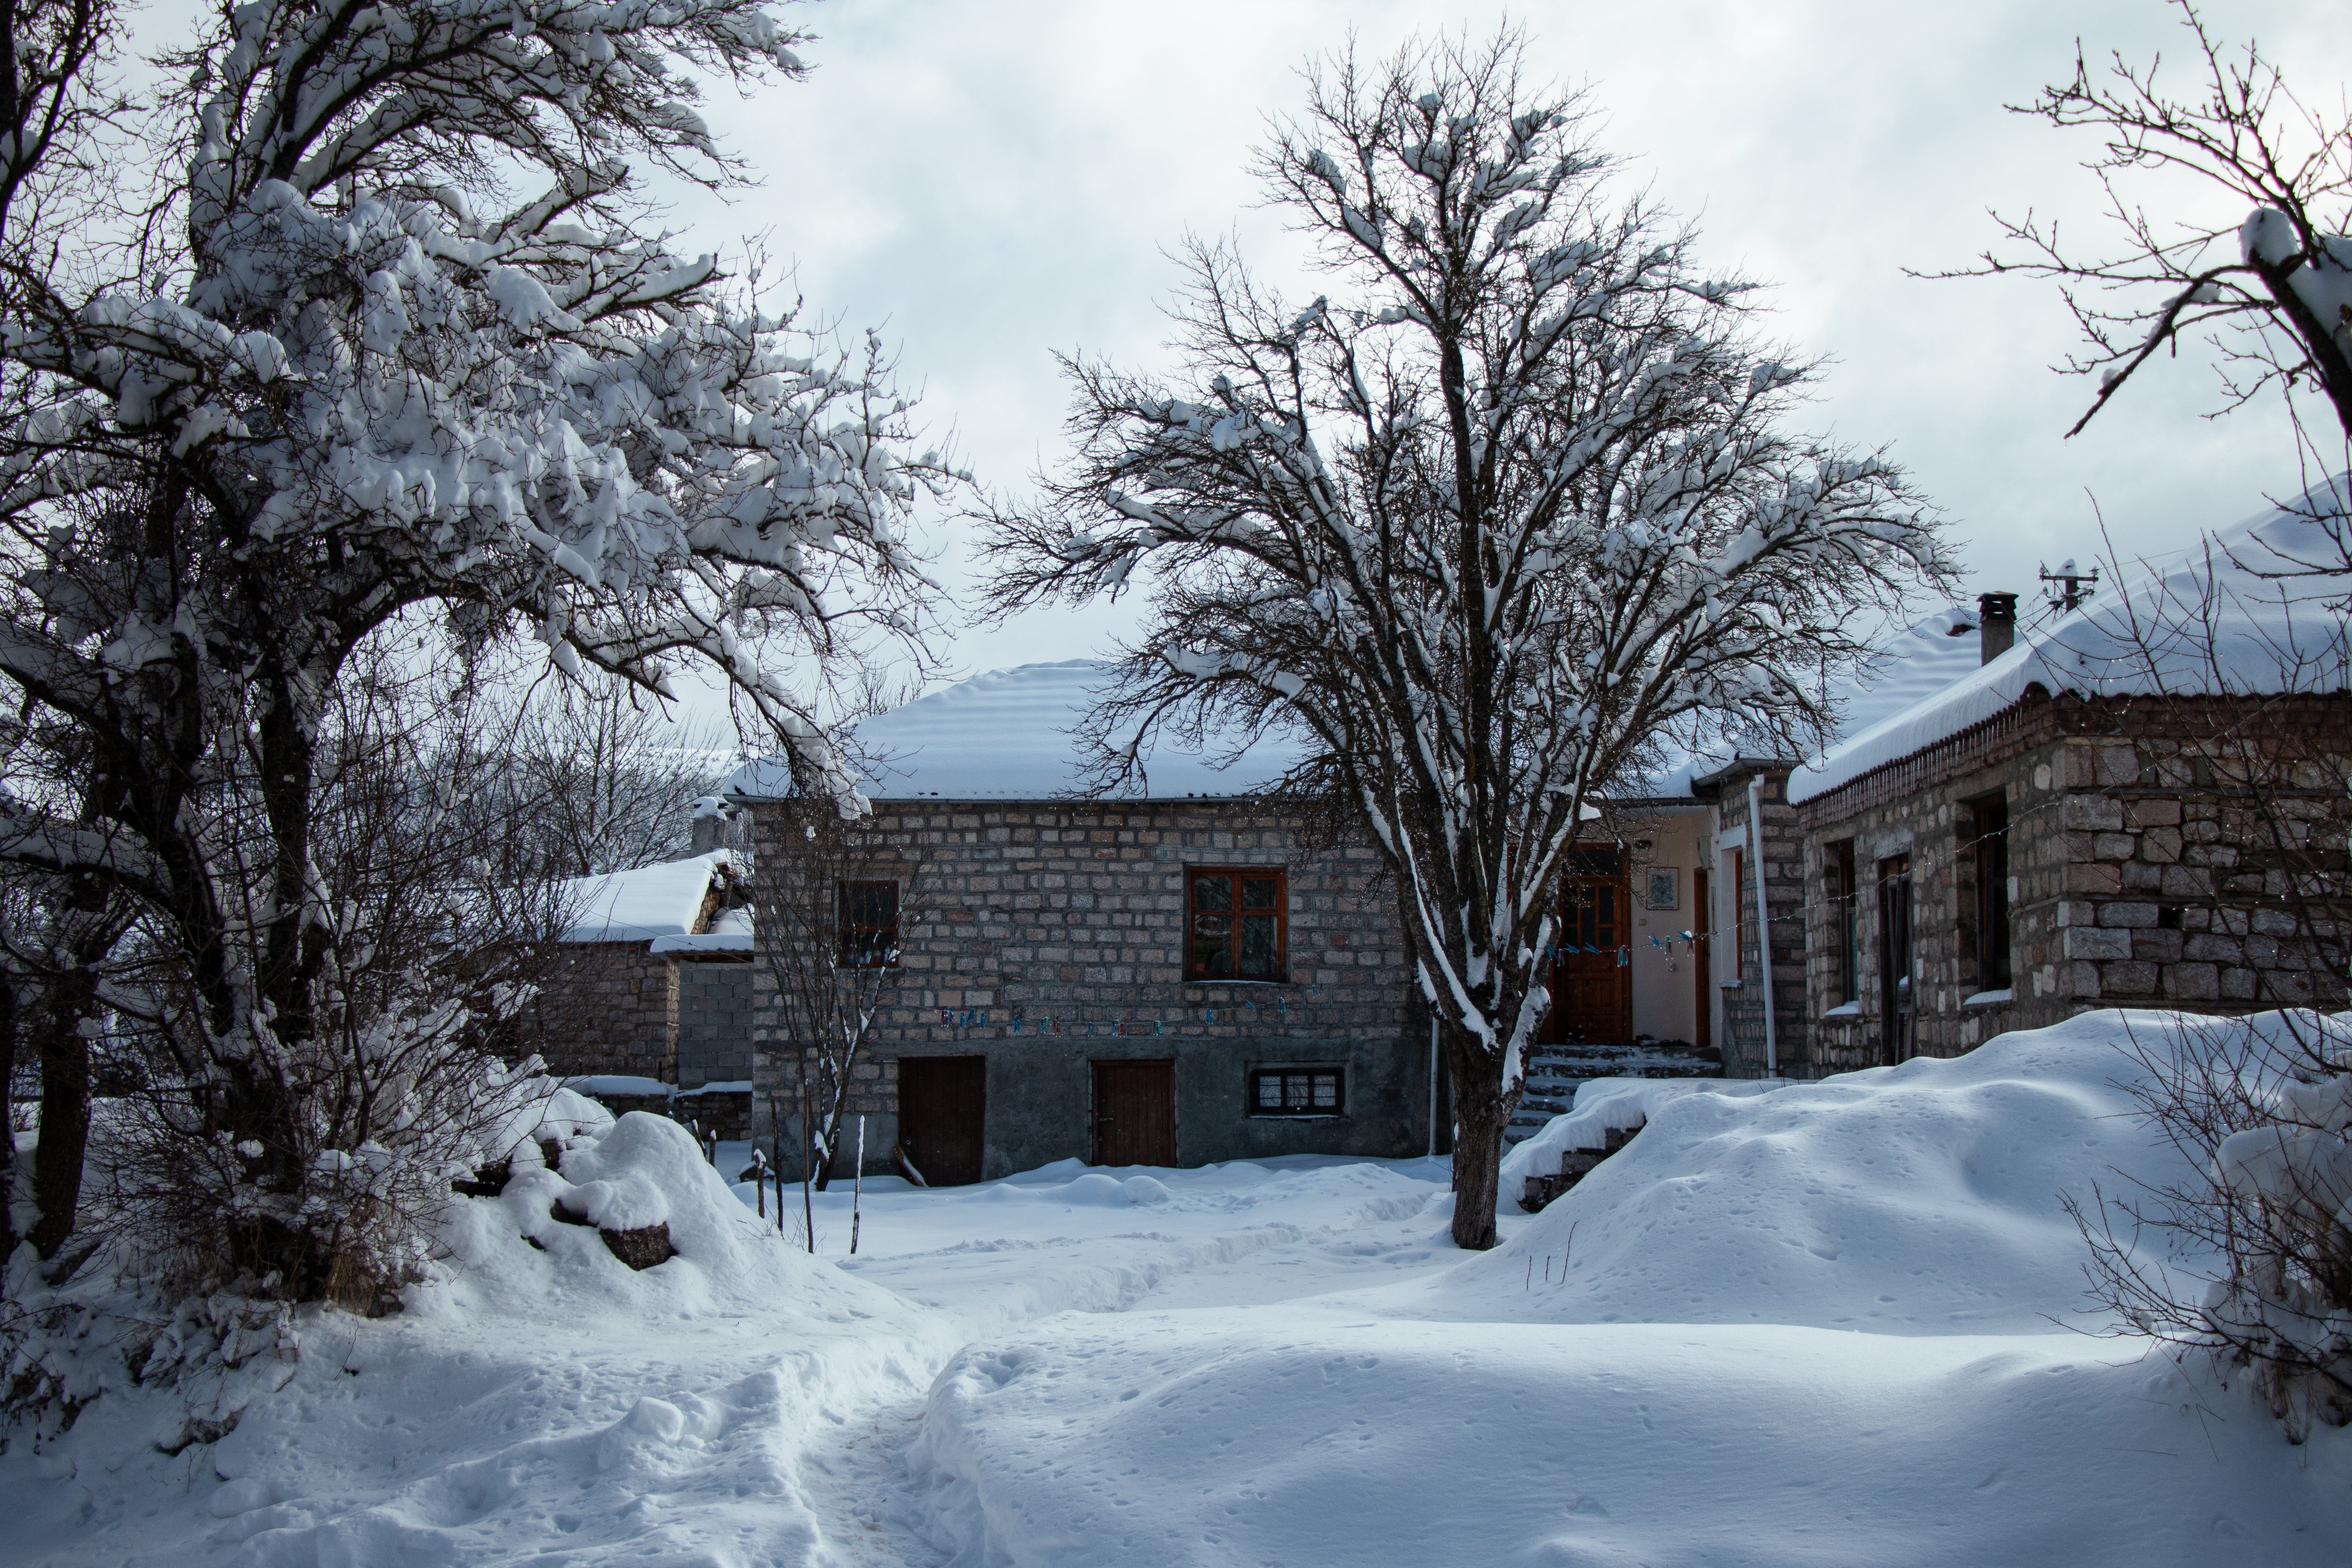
2064, 926, 2132, 960
2098, 902, 2159, 928
2062, 795, 2125, 832
2093, 833, 2138, 861
2183, 934, 2245, 964
2139, 827, 2183, 864
2065, 863, 2123, 895
2100, 961, 2158, 996
2165, 963, 2220, 1001
2125, 798, 2182, 828
2094, 745, 2141, 787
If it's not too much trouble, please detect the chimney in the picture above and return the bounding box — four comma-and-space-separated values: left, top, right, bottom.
1977, 592, 2018, 665
689, 795, 732, 854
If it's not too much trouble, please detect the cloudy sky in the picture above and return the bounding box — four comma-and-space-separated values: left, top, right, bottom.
639, 0, 2346, 703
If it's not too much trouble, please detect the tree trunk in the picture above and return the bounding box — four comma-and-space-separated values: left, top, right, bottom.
1446, 1039, 1507, 1251
0, 973, 16, 1263
27, 964, 97, 1260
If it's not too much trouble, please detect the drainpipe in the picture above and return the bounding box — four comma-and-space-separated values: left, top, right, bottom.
1748, 773, 1779, 1078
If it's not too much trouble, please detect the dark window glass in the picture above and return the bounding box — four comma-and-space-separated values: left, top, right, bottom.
1828, 841, 1858, 1006
1186, 869, 1286, 980
1969, 795, 2011, 990
1248, 1068, 1343, 1116
837, 879, 899, 968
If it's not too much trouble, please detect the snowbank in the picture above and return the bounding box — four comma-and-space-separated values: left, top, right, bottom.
5, 1107, 956, 1567
913, 1311, 2346, 1567
1496, 1075, 1781, 1212
1422, 1011, 2211, 1332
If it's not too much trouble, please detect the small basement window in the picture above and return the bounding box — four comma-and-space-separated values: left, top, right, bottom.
1250, 1067, 1342, 1117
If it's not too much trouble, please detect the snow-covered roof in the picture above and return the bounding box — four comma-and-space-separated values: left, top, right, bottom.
559, 851, 735, 943
725, 660, 1308, 803
1790, 480, 2352, 804
650, 904, 752, 955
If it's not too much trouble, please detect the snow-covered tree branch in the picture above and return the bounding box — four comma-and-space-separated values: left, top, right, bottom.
983, 28, 1946, 1249
0, 0, 955, 1295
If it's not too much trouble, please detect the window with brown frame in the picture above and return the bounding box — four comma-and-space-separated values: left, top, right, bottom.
1249, 1066, 1342, 1116
1185, 867, 1287, 981
836, 879, 899, 968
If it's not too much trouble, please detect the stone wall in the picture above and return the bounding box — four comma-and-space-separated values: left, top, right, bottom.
747, 799, 1431, 1178
1793, 691, 2352, 1072
676, 957, 754, 1088
523, 940, 678, 1081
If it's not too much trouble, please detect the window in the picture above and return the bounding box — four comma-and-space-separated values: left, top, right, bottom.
1966, 794, 2011, 990
1186, 868, 1287, 980
836, 879, 899, 968
1827, 841, 1859, 1007
1250, 1066, 1342, 1116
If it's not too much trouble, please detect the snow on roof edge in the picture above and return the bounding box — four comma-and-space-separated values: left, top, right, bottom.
1790, 478, 2352, 805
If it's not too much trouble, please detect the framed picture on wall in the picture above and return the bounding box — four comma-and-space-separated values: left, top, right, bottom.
1645, 867, 1679, 911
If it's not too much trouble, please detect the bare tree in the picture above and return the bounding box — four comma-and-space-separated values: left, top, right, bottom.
983, 29, 1944, 1247
2046, 503, 2352, 1440
84, 637, 584, 1307
503, 682, 732, 878
1947, 1, 2352, 472
753, 793, 927, 1247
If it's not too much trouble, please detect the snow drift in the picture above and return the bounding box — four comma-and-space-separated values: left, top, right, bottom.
911, 1009, 2352, 1565
1444, 1010, 2214, 1331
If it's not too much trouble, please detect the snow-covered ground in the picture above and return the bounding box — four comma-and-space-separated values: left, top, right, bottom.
7, 1011, 2351, 1565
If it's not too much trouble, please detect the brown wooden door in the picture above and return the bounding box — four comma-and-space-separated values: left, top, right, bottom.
1691, 867, 1712, 1050
1091, 1059, 1176, 1167
1877, 855, 1915, 1067
898, 1055, 987, 1185
1548, 850, 1631, 1042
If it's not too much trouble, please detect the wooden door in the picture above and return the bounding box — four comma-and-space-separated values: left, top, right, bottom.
1691, 867, 1712, 1050
898, 1055, 987, 1185
1091, 1059, 1176, 1167
1549, 849, 1631, 1042
1877, 856, 1915, 1067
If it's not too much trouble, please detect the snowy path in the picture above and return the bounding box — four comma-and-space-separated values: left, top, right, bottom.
2, 1154, 1458, 1567
20, 1024, 2352, 1567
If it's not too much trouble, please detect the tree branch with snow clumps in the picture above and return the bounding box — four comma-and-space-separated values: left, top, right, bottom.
983, 27, 1946, 1250
0, 0, 957, 1295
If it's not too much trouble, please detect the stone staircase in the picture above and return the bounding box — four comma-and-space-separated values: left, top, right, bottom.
1518, 1119, 1644, 1213
1505, 1037, 1725, 1147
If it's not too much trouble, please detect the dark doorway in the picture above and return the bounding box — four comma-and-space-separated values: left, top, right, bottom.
1876, 855, 1915, 1066
1547, 848, 1631, 1042
1092, 1058, 1176, 1167
898, 1055, 987, 1185
1692, 866, 1712, 1050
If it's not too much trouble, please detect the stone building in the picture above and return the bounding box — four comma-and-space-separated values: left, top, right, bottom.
726, 663, 1442, 1182
1749, 490, 2352, 1076
527, 848, 755, 1113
